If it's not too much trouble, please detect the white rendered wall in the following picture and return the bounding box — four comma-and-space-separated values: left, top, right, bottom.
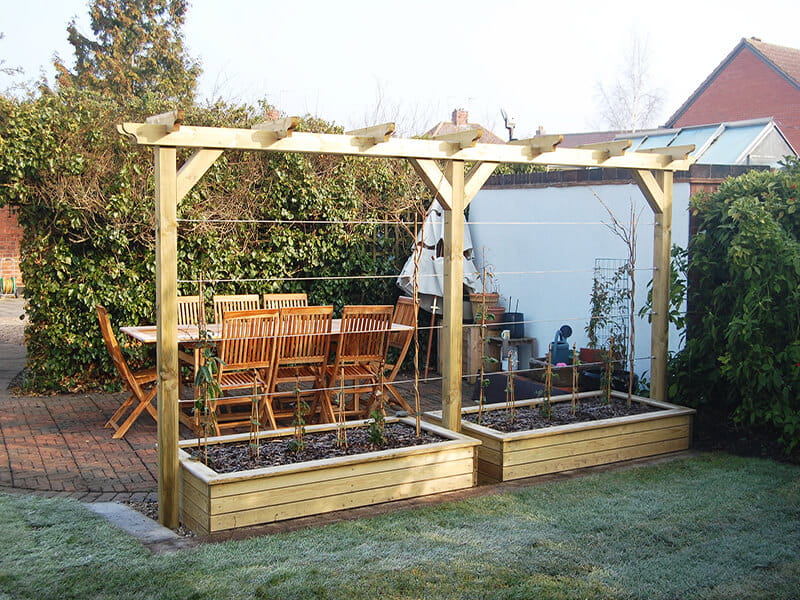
467, 181, 691, 378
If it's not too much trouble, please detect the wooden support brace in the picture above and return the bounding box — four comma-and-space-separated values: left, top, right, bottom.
433, 128, 483, 150
465, 161, 500, 206
577, 139, 631, 160
409, 158, 453, 209
176, 149, 223, 201
145, 109, 184, 133
251, 116, 299, 139
510, 134, 564, 158
630, 168, 665, 214
345, 122, 395, 145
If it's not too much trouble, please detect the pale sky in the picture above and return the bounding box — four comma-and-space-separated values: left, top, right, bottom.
1, 0, 799, 137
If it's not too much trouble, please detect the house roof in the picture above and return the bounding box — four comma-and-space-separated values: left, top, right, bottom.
613, 117, 796, 166
422, 109, 506, 144
666, 37, 800, 126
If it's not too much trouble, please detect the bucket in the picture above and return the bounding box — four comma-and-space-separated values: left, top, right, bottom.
501, 312, 524, 338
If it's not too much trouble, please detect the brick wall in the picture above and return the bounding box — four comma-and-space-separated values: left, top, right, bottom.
671, 46, 800, 151
0, 206, 23, 285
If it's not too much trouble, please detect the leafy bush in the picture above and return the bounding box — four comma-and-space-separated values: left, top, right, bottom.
0, 88, 424, 391
670, 158, 800, 457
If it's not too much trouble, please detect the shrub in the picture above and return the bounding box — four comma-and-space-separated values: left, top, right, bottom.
670, 158, 800, 457
0, 89, 424, 391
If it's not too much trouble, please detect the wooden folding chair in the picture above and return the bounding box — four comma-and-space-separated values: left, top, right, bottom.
95, 305, 158, 439
177, 295, 204, 379
383, 296, 418, 412
271, 305, 334, 424
212, 294, 259, 324
207, 309, 280, 435
262, 293, 308, 310
325, 305, 393, 420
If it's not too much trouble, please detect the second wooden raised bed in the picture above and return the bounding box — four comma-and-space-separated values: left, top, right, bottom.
425, 392, 695, 484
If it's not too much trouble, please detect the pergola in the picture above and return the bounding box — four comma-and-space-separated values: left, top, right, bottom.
119, 111, 695, 526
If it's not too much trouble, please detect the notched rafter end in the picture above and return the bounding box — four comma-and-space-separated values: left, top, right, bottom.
433, 128, 483, 150
346, 122, 396, 145
577, 139, 631, 159
637, 144, 695, 163
509, 134, 563, 157
145, 109, 184, 133
251, 116, 299, 140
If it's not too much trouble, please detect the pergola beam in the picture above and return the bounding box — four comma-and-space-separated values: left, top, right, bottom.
118, 124, 695, 171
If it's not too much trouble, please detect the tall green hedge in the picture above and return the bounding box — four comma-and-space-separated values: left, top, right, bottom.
671, 158, 800, 457
0, 89, 424, 391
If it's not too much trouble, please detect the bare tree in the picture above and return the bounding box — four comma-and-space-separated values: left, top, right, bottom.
594, 32, 664, 132
0, 33, 22, 77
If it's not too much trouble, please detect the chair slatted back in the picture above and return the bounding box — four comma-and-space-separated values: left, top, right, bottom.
95, 305, 140, 392
263, 293, 308, 310
276, 305, 333, 367
217, 309, 280, 375
336, 305, 393, 365
177, 295, 203, 326
213, 294, 260, 324
389, 296, 418, 350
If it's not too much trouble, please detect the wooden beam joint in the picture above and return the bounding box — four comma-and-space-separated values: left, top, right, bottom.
346, 122, 395, 146
433, 128, 483, 150
144, 109, 184, 133
252, 116, 299, 140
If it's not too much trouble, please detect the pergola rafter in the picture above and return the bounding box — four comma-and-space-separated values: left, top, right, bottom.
118, 117, 695, 527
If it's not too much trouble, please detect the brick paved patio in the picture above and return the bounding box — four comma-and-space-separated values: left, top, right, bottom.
0, 372, 469, 502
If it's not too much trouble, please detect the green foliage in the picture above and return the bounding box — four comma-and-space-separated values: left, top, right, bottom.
367, 409, 386, 446
639, 244, 688, 340
54, 0, 200, 103
0, 86, 424, 392
671, 158, 800, 457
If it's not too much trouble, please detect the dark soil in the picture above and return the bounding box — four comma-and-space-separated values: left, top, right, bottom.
463, 397, 659, 433
188, 421, 445, 474
691, 408, 798, 464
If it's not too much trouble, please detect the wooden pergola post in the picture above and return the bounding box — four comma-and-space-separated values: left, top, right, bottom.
631, 169, 674, 402
440, 160, 466, 431
154, 147, 180, 528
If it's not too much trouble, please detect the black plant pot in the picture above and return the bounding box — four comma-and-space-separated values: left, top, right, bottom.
579, 368, 639, 393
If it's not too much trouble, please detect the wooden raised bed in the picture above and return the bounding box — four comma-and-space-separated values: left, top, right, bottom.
425, 392, 695, 484
179, 417, 480, 534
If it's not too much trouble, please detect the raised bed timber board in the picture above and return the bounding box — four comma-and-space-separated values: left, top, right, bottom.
424, 391, 695, 484
178, 417, 480, 535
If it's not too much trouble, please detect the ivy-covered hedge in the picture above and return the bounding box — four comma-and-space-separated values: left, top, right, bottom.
671, 158, 800, 457
0, 89, 424, 391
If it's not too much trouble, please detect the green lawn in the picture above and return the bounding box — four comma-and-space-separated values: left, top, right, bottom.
1, 453, 798, 599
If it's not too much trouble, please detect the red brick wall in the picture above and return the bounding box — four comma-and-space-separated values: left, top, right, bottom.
0, 206, 23, 285
672, 47, 800, 151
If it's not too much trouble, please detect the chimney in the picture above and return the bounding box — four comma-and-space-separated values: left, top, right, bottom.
536, 125, 546, 136
452, 108, 469, 126
265, 108, 280, 120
